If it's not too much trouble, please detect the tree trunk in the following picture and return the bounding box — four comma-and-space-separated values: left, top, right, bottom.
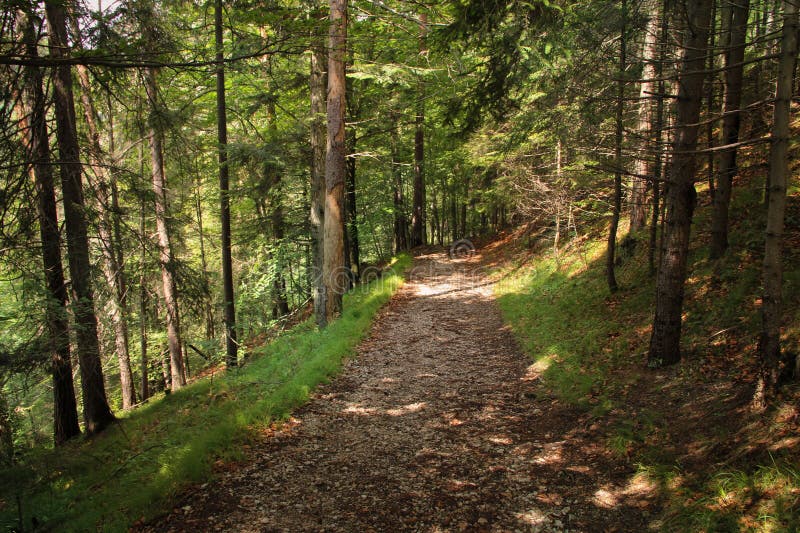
144, 66, 186, 390
68, 12, 137, 410
649, 0, 670, 275
710, 0, 751, 259
310, 12, 327, 329
44, 0, 116, 433
648, 0, 714, 367
630, 0, 660, 233
754, 0, 798, 408
346, 130, 360, 281
607, 0, 626, 293
194, 174, 214, 340
269, 166, 290, 317
139, 194, 149, 402
410, 13, 428, 248
391, 117, 408, 253
216, 0, 238, 368
323, 0, 347, 322
14, 7, 80, 445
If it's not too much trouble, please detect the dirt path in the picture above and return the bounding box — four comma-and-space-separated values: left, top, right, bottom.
145, 251, 654, 532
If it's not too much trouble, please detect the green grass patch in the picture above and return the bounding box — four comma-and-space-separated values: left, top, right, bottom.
0, 254, 411, 532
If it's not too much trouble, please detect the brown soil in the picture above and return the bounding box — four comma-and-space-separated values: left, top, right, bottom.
140, 251, 654, 532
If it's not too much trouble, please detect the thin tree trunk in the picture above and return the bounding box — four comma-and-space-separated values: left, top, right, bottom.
630, 0, 659, 233
216, 0, 238, 367
14, 7, 80, 444
269, 167, 290, 317
346, 130, 360, 281
754, 0, 798, 408
710, 0, 751, 259
391, 124, 408, 253
68, 12, 136, 410
310, 12, 327, 328
143, 66, 186, 389
323, 0, 347, 322
705, 0, 717, 200
44, 0, 116, 433
410, 13, 428, 247
139, 195, 149, 401
193, 173, 214, 340
607, 0, 626, 293
648, 0, 714, 367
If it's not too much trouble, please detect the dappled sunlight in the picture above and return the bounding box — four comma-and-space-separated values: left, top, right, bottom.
516, 507, 549, 526
342, 403, 379, 416
531, 440, 565, 466
386, 402, 427, 417
593, 487, 619, 509
522, 357, 551, 381
340, 400, 427, 418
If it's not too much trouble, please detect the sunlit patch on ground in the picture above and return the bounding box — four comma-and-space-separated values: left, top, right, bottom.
522, 357, 552, 381
386, 402, 426, 416
593, 487, 619, 508
516, 507, 549, 526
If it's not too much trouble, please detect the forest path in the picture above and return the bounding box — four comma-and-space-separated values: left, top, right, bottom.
147, 251, 652, 532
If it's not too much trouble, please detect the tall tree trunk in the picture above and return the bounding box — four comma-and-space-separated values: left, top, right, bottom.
710, 0, 751, 259
630, 0, 659, 233
216, 0, 238, 368
346, 130, 360, 281
649, 0, 670, 275
410, 12, 428, 247
139, 194, 149, 401
323, 0, 347, 322
193, 173, 214, 340
68, 12, 136, 410
310, 11, 327, 329
391, 117, 408, 253
143, 67, 186, 390
14, 7, 80, 445
269, 166, 290, 317
607, 0, 626, 293
754, 0, 798, 408
705, 0, 717, 200
648, 0, 714, 367
44, 0, 115, 433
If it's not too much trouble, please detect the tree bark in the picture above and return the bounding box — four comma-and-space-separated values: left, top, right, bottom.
346, 130, 360, 281
754, 0, 798, 408
310, 11, 327, 329
216, 0, 238, 368
648, 0, 714, 367
391, 117, 409, 253
710, 0, 751, 259
410, 12, 428, 248
143, 66, 186, 390
44, 0, 115, 433
323, 0, 347, 322
630, 0, 660, 233
607, 0, 626, 293
14, 7, 80, 444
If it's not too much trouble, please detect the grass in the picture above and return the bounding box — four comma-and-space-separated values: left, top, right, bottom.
491, 179, 800, 530
0, 254, 411, 532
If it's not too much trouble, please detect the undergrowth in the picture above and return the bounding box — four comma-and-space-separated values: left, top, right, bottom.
493, 179, 799, 531
0, 254, 410, 532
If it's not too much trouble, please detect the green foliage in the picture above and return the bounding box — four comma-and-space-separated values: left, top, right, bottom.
0, 255, 410, 532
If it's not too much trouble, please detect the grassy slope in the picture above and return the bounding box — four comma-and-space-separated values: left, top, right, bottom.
0, 254, 411, 532
492, 172, 799, 531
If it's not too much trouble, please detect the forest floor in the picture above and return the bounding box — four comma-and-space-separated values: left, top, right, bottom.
141, 250, 654, 532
